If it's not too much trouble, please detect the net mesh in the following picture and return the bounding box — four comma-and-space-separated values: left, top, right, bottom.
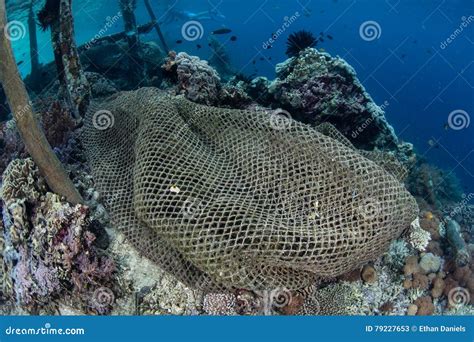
82, 87, 418, 291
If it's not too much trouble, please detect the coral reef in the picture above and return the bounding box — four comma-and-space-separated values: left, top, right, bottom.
218, 75, 253, 109
208, 37, 235, 82
162, 52, 221, 105
259, 48, 398, 149
407, 162, 463, 209
0, 120, 26, 175
202, 293, 237, 315
1, 158, 115, 314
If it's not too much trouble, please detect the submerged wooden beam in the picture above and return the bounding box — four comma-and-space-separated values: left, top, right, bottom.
78, 21, 155, 52
58, 0, 90, 118
0, 0, 83, 204
27, 0, 39, 79
143, 0, 170, 53
119, 0, 145, 87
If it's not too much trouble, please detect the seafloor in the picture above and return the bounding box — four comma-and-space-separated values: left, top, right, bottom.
0, 22, 473, 316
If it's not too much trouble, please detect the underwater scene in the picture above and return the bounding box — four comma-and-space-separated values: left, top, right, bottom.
0, 0, 473, 318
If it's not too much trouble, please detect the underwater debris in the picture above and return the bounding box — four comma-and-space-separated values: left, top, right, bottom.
82, 87, 418, 292
286, 30, 317, 57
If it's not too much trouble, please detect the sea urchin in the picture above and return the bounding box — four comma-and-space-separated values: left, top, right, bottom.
286, 30, 317, 57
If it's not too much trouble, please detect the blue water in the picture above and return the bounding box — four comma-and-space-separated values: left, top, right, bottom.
5, 0, 474, 195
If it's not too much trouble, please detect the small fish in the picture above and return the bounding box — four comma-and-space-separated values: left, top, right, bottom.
252, 60, 256, 65
259, 57, 264, 61
444, 123, 450, 130
319, 37, 325, 42
265, 44, 272, 49
319, 48, 325, 52
196, 44, 202, 49
319, 32, 324, 36
208, 43, 212, 47
17, 60, 24, 66
268, 57, 272, 61
176, 40, 183, 44
230, 36, 237, 41
212, 28, 232, 35
326, 34, 333, 40
401, 53, 406, 59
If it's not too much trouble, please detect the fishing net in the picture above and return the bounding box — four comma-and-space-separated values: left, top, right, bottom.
82, 87, 418, 291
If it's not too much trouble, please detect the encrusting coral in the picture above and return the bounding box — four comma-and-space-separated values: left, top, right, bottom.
261, 48, 398, 150
162, 51, 221, 105
1, 158, 116, 314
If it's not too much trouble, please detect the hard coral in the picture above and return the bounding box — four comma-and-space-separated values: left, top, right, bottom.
1, 159, 115, 314
203, 293, 237, 316
162, 52, 221, 105
266, 48, 398, 149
